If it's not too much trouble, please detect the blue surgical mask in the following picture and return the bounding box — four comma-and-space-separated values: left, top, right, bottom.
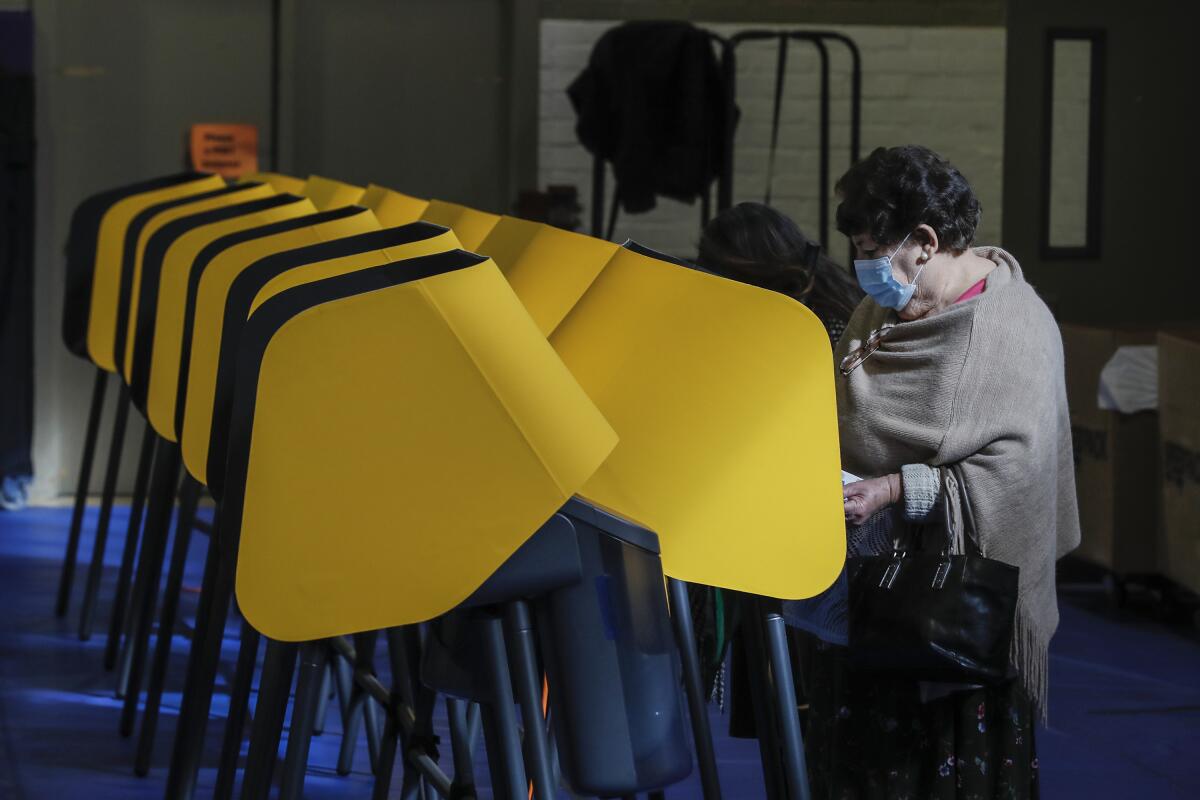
854, 232, 927, 310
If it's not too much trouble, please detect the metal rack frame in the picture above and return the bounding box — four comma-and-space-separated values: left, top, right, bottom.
590, 28, 862, 253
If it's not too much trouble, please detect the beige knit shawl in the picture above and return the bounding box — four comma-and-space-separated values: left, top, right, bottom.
837, 247, 1081, 720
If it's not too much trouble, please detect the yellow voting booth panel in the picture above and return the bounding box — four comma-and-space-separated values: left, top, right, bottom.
120, 183, 277, 380
143, 197, 319, 440
179, 209, 381, 484
302, 175, 365, 210
420, 200, 501, 251
361, 184, 429, 226
86, 174, 227, 372
248, 228, 461, 315
200, 226, 464, 501
476, 216, 619, 337
550, 246, 845, 601
240, 172, 307, 195
120, 183, 278, 381
230, 253, 618, 641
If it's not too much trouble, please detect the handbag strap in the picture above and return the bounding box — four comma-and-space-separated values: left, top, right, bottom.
943, 464, 982, 556
896, 464, 979, 556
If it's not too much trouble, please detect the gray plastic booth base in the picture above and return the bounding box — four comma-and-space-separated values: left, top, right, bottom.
422, 513, 581, 704
422, 497, 693, 797
536, 499, 692, 797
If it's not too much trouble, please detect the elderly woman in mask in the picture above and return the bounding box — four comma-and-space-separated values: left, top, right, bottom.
795, 145, 1080, 799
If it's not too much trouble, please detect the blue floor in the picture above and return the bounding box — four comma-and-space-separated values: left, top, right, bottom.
1, 504, 1198, 798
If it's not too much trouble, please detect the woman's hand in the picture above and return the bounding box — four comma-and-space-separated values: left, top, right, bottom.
843, 473, 902, 526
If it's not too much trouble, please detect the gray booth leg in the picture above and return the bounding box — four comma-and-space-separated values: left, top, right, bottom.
503, 600, 557, 800
764, 613, 811, 800
279, 640, 330, 799
667, 578, 724, 800
480, 613, 527, 800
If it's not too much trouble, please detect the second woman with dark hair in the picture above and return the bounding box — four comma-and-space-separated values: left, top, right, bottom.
697, 201, 862, 347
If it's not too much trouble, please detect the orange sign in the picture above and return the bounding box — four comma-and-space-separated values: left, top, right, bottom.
189, 123, 259, 178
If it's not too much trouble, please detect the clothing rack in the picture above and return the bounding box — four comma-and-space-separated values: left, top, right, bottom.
590, 28, 862, 253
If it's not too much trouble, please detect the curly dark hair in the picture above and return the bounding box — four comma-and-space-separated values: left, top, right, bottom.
834, 145, 982, 254
697, 202, 863, 325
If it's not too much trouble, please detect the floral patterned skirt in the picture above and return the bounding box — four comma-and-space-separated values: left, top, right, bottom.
801, 639, 1039, 800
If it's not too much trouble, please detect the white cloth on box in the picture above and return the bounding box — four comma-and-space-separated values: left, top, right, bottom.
1098, 345, 1159, 413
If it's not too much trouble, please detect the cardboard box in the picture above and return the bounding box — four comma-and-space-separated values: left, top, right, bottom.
1158, 331, 1200, 594
1060, 325, 1162, 574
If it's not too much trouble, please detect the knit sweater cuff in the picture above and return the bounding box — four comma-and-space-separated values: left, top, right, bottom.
901, 464, 941, 522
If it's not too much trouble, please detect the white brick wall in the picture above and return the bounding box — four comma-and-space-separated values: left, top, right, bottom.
539, 20, 1006, 258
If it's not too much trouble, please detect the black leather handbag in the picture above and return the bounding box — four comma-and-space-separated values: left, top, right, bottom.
846, 465, 1018, 684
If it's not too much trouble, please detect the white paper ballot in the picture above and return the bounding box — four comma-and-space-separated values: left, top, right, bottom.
841, 470, 861, 485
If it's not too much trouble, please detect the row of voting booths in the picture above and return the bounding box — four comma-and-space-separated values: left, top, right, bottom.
53, 169, 845, 799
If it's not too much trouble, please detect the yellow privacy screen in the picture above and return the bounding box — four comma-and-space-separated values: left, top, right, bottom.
148, 206, 370, 442
200, 225, 463, 497
550, 246, 845, 601
224, 251, 617, 640
118, 182, 276, 377
302, 174, 365, 210
361, 184, 429, 225
178, 209, 382, 481
420, 200, 500, 251
476, 216, 619, 337
250, 226, 459, 315
132, 196, 318, 419
65, 173, 224, 360
240, 172, 307, 194
86, 173, 226, 371
123, 193, 313, 390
